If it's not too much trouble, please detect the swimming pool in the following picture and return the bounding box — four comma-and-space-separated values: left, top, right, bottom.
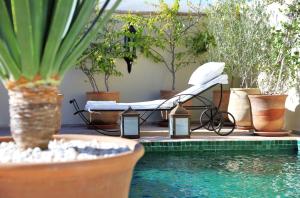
130, 151, 300, 197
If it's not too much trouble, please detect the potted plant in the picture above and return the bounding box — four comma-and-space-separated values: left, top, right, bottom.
140, 0, 208, 121
249, 0, 300, 136
80, 17, 139, 128
0, 1, 143, 197
206, 0, 272, 129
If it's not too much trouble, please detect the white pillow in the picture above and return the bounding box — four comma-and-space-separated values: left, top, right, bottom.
188, 62, 225, 85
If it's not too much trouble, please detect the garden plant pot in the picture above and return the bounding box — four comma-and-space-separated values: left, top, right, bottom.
213, 90, 230, 120
248, 95, 289, 136
86, 91, 120, 129
0, 134, 144, 198
228, 88, 261, 129
54, 94, 64, 134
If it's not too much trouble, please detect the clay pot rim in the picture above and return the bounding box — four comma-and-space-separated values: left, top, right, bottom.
160, 89, 178, 92
230, 88, 260, 91
248, 94, 288, 98
86, 91, 120, 94
0, 134, 144, 168
213, 90, 230, 93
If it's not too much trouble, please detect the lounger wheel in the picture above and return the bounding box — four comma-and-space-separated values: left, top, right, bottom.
200, 108, 220, 131
200, 109, 235, 136
213, 111, 235, 136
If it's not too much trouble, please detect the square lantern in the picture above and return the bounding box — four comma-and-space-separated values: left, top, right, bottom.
169, 103, 191, 138
121, 107, 140, 139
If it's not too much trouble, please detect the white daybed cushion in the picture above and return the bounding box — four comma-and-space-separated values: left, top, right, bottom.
85, 99, 169, 111
85, 74, 228, 111
188, 62, 225, 85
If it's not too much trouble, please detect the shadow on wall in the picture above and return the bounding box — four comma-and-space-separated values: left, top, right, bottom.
285, 105, 300, 132
285, 86, 300, 132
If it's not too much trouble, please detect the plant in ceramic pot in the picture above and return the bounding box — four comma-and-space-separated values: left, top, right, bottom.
142, 0, 207, 92
0, 1, 144, 197
206, 0, 272, 129
79, 16, 141, 128
140, 0, 208, 121
249, 0, 300, 135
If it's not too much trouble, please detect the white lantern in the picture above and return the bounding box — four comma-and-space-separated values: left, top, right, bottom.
121, 107, 140, 139
169, 103, 191, 138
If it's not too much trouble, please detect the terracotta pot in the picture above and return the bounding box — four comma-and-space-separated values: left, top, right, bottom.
54, 94, 64, 134
0, 134, 144, 198
248, 95, 287, 132
86, 92, 120, 126
213, 90, 230, 120
160, 90, 192, 120
228, 88, 261, 129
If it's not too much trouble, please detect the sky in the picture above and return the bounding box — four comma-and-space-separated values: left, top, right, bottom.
110, 0, 212, 12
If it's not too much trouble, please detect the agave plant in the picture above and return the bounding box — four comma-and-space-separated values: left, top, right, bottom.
0, 0, 121, 149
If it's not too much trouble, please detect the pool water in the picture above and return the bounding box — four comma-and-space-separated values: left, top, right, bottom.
130, 151, 300, 198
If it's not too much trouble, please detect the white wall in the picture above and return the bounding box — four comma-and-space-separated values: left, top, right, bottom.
0, 55, 214, 127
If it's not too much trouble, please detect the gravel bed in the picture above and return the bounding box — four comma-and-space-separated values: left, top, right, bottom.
0, 139, 131, 164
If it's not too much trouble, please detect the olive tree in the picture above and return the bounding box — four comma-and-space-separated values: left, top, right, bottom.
258, 0, 300, 94
206, 0, 272, 88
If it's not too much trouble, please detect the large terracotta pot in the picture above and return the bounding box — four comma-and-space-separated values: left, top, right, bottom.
86, 91, 120, 127
0, 134, 144, 198
228, 88, 261, 129
213, 90, 230, 120
160, 90, 192, 121
248, 95, 287, 133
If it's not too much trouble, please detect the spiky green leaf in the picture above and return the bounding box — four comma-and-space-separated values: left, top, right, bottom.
53, 0, 97, 74
30, 0, 47, 72
40, 0, 77, 79
0, 59, 8, 78
0, 0, 20, 67
0, 39, 21, 80
11, 0, 36, 79
59, 0, 122, 76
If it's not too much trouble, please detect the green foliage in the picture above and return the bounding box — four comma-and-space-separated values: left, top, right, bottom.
206, 0, 272, 88
80, 16, 143, 92
0, 0, 121, 88
186, 30, 214, 55
138, 0, 207, 90
258, 1, 300, 94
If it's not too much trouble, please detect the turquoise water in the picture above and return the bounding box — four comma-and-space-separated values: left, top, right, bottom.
130, 151, 300, 198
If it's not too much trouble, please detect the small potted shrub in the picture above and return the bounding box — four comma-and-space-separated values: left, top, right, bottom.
140, 0, 208, 121
206, 0, 272, 129
0, 1, 144, 197
80, 17, 138, 128
248, 1, 300, 135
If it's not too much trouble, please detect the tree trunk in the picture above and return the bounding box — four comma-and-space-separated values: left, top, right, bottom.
105, 74, 110, 92
171, 71, 176, 91
8, 86, 59, 149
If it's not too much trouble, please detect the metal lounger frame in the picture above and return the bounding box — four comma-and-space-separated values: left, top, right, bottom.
70, 84, 236, 136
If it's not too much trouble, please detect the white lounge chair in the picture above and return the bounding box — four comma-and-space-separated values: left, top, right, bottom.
70, 62, 236, 136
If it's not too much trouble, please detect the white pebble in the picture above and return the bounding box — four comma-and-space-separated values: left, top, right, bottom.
0, 139, 132, 164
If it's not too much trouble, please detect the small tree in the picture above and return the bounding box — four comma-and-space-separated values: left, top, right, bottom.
140, 0, 207, 91
80, 17, 139, 92
258, 0, 300, 94
206, 0, 272, 88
